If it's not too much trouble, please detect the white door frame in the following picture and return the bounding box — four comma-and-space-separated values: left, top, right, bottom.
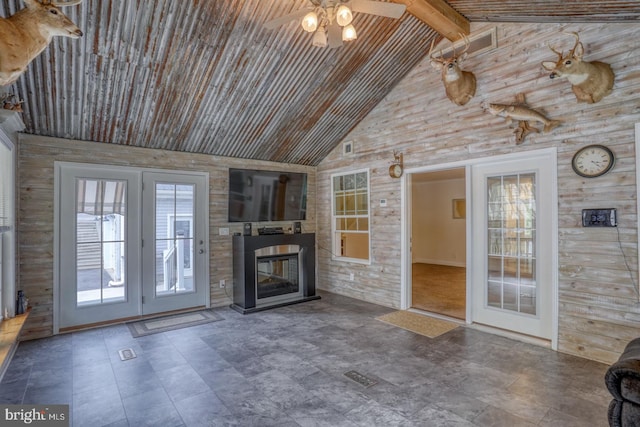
141, 171, 210, 315
55, 163, 143, 331
401, 148, 558, 350
54, 162, 210, 333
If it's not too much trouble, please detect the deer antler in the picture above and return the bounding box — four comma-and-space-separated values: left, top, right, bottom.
457, 33, 471, 56
428, 38, 446, 64
51, 0, 84, 6
547, 42, 563, 60
564, 31, 582, 57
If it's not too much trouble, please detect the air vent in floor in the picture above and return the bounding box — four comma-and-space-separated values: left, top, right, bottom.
344, 370, 377, 387
118, 348, 137, 361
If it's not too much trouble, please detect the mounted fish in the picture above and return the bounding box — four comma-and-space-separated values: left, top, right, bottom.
484, 93, 561, 144
429, 34, 477, 106
541, 32, 614, 104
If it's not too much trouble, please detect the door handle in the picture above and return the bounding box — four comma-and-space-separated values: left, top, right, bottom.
199, 249, 205, 254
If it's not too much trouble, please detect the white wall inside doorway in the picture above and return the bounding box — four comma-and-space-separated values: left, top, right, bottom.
411, 176, 466, 267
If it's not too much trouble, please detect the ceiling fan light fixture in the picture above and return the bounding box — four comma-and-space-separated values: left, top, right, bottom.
335, 4, 353, 26
342, 24, 357, 41
301, 11, 318, 32
312, 26, 328, 47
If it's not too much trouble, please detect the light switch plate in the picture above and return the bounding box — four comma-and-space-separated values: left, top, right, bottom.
582, 208, 617, 227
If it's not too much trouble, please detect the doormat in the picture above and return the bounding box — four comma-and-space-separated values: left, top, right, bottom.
127, 309, 223, 337
376, 310, 459, 338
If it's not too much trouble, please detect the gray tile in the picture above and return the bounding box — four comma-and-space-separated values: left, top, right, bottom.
173, 389, 232, 426
0, 291, 612, 427
73, 382, 126, 427
472, 405, 537, 427
286, 404, 359, 427
73, 361, 116, 394
112, 360, 164, 398
251, 369, 317, 411
121, 387, 182, 427
411, 405, 477, 427
343, 399, 412, 426
156, 364, 211, 403
298, 370, 371, 415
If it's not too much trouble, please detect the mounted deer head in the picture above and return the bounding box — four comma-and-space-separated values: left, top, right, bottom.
429, 34, 477, 106
0, 0, 84, 86
541, 32, 614, 104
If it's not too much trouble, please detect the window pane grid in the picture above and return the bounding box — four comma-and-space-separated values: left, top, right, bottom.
332, 171, 370, 261
155, 183, 195, 297
486, 173, 536, 315
76, 178, 126, 307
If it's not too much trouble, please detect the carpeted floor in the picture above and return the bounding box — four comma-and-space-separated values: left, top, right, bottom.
127, 309, 223, 337
376, 310, 459, 338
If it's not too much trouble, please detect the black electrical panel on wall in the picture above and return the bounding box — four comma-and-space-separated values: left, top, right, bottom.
582, 208, 617, 227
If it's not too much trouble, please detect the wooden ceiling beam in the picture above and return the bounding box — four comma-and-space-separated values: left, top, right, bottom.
392, 0, 470, 41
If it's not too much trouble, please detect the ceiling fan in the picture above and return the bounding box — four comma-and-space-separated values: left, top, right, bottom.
264, 0, 407, 48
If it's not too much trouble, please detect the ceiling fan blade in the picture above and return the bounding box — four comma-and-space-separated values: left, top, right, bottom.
350, 0, 406, 19
264, 8, 311, 30
327, 23, 343, 48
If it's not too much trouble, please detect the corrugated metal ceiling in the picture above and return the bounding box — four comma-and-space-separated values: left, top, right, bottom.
446, 0, 640, 22
1, 0, 638, 166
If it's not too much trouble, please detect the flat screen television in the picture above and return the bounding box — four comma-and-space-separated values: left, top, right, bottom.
228, 168, 307, 222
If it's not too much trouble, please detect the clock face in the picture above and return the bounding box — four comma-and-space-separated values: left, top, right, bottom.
571, 145, 614, 178
389, 163, 403, 178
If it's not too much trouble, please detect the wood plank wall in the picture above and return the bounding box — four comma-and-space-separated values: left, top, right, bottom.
17, 135, 315, 340
317, 22, 640, 364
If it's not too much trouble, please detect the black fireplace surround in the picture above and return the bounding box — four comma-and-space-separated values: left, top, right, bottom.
231, 233, 320, 314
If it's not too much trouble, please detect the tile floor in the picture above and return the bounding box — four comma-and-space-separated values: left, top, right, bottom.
0, 291, 611, 426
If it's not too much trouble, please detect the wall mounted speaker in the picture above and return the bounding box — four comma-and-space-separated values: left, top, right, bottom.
243, 223, 252, 236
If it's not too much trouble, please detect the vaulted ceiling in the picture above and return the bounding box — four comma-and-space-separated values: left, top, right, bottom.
1, 0, 639, 166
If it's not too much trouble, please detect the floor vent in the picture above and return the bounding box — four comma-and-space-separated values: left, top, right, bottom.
118, 348, 137, 361
344, 370, 377, 388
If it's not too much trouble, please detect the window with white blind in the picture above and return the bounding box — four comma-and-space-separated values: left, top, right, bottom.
331, 169, 370, 263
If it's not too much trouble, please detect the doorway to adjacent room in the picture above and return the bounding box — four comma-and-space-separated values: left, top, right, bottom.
410, 168, 467, 320
404, 148, 558, 345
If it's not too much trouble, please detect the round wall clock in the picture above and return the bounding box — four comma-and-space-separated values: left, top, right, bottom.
571, 144, 615, 178
389, 163, 403, 178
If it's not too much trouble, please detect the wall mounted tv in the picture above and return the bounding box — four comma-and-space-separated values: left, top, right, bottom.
228, 168, 307, 222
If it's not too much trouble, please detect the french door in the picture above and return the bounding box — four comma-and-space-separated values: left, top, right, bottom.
471, 152, 556, 340
57, 164, 209, 330
141, 172, 208, 315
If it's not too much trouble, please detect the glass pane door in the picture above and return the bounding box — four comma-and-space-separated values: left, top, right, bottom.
487, 174, 536, 315
471, 153, 555, 340
154, 183, 195, 296
58, 165, 141, 330
76, 179, 127, 306
142, 172, 209, 315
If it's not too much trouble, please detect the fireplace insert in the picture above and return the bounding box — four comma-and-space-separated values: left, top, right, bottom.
231, 233, 319, 313
255, 245, 302, 303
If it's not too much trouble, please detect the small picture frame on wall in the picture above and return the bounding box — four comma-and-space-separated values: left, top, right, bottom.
452, 199, 465, 219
